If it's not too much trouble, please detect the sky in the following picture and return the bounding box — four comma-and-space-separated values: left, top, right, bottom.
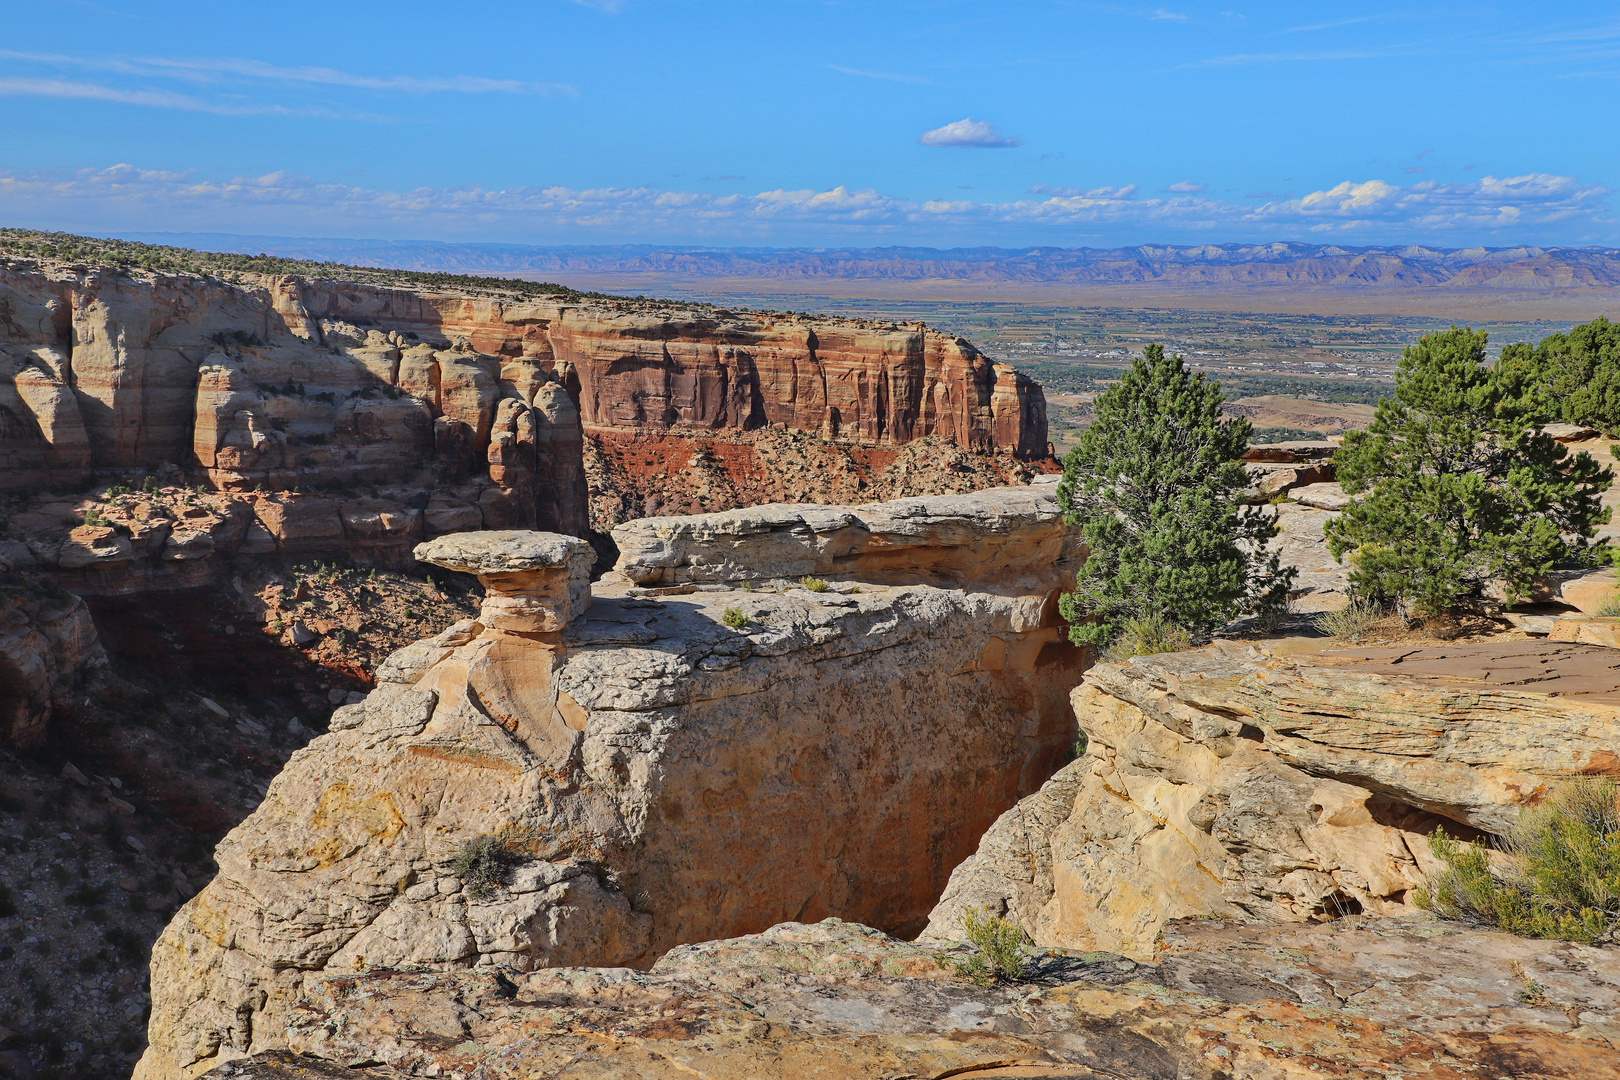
1, 0, 1618, 249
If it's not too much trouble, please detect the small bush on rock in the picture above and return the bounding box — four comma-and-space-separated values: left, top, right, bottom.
450, 832, 525, 900
1315, 599, 1386, 641
798, 576, 829, 593
1596, 590, 1620, 619
721, 606, 748, 629
1416, 778, 1620, 943
1102, 614, 1192, 661
954, 906, 1028, 984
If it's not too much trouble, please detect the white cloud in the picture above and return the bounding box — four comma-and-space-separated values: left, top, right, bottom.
0, 165, 1609, 246
1151, 9, 1189, 20
918, 118, 1023, 149
1167, 180, 1206, 193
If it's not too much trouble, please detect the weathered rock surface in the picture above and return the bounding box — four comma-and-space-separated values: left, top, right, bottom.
415, 530, 594, 633
205, 916, 1620, 1080
0, 563, 107, 746
613, 474, 1078, 587
925, 640, 1620, 960
137, 483, 1086, 1078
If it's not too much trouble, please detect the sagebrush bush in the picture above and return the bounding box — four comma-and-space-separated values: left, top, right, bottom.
1415, 778, 1620, 943
1315, 599, 1386, 640
1102, 614, 1192, 662
1596, 589, 1620, 618
798, 576, 829, 593
450, 832, 525, 900
954, 906, 1028, 984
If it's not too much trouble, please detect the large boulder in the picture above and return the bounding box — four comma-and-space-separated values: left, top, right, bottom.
137, 483, 1088, 1078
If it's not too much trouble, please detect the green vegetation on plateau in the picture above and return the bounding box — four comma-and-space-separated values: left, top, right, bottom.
0, 227, 611, 303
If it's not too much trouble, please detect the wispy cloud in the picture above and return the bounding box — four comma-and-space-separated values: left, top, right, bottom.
1167, 180, 1206, 193
919, 118, 1023, 148
828, 65, 930, 85
1281, 15, 1387, 34
0, 49, 571, 97
1180, 50, 1401, 68
0, 77, 381, 118
1150, 9, 1189, 20
2, 164, 1607, 245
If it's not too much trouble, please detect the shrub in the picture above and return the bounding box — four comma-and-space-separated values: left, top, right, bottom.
1058, 344, 1293, 648
1315, 599, 1386, 641
1102, 614, 1192, 661
1596, 590, 1620, 619
798, 576, 829, 593
450, 832, 525, 900
1328, 328, 1611, 616
721, 607, 748, 629
1415, 778, 1620, 943
954, 906, 1028, 985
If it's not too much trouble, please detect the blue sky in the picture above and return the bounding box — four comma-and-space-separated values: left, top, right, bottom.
2, 0, 1618, 248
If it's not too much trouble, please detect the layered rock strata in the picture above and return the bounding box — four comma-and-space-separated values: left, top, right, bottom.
137, 482, 1085, 1079
0, 260, 1046, 512
207, 916, 1620, 1080
924, 639, 1620, 960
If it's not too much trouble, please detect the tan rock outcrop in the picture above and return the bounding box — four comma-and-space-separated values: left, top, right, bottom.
924, 640, 1620, 960
612, 475, 1078, 587
414, 531, 593, 633
136, 482, 1086, 1079
0, 564, 107, 747
206, 915, 1620, 1080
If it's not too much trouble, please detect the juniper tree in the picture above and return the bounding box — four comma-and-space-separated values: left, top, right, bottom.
1057, 344, 1293, 648
1496, 316, 1620, 434
1326, 326, 1611, 615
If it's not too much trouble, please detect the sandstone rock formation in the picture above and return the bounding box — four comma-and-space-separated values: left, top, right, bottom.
0, 257, 1045, 490
136, 482, 1085, 1079
924, 639, 1620, 960
0, 561, 106, 746
205, 915, 1620, 1080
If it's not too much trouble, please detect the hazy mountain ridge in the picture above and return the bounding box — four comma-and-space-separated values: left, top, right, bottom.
124, 234, 1620, 290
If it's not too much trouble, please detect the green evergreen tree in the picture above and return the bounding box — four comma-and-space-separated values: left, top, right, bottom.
1496, 316, 1620, 434
1057, 344, 1293, 648
1326, 326, 1611, 615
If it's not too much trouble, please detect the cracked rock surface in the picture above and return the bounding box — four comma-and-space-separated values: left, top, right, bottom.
205, 916, 1620, 1080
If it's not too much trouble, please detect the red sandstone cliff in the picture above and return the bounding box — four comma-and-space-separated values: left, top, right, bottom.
282, 280, 1047, 456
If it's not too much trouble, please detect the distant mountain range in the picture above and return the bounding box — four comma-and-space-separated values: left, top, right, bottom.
119, 234, 1620, 291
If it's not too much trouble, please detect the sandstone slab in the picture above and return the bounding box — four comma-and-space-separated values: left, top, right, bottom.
925, 640, 1620, 960
205, 916, 1620, 1080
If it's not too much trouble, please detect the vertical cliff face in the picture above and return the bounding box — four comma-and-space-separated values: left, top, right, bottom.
287, 283, 1048, 455
0, 264, 592, 548
1, 262, 1048, 560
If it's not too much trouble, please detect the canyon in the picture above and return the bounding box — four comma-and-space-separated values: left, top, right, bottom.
2, 245, 1616, 1080
0, 254, 1043, 519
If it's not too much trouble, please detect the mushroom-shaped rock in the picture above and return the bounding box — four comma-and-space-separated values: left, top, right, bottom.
414, 531, 594, 633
